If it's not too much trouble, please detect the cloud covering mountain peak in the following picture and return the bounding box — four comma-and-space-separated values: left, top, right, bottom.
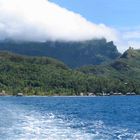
0, 0, 118, 42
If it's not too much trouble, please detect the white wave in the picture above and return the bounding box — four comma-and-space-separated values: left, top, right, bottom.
8, 112, 95, 140
0, 99, 139, 140
5, 110, 139, 140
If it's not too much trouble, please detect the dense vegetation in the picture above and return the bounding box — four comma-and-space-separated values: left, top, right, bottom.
0, 39, 120, 68
0, 49, 139, 96
78, 48, 140, 94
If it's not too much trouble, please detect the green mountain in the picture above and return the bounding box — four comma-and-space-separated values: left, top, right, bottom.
0, 39, 120, 68
78, 48, 140, 78
0, 50, 139, 95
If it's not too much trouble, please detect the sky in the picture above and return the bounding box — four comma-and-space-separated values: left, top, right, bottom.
0, 0, 140, 52
51, 0, 140, 27
52, 0, 140, 51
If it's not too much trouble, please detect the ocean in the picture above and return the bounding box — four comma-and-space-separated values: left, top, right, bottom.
0, 96, 140, 140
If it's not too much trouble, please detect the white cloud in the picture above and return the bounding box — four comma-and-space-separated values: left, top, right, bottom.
0, 0, 139, 52
0, 0, 118, 42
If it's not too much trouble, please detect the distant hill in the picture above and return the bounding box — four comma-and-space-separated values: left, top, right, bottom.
78, 48, 140, 92
0, 39, 120, 68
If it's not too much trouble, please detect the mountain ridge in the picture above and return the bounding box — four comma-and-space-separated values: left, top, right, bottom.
0, 39, 120, 68
78, 48, 140, 80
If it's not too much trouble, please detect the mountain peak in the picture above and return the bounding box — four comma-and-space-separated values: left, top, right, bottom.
120, 47, 140, 59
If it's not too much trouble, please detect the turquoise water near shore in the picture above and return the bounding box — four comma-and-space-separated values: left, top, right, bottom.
0, 96, 140, 140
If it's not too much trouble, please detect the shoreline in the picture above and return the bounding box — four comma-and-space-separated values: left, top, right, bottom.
0, 95, 139, 97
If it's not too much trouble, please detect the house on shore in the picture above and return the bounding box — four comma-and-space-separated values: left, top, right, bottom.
0, 90, 6, 96
16, 93, 24, 96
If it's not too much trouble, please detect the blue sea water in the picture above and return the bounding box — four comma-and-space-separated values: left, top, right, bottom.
0, 96, 140, 140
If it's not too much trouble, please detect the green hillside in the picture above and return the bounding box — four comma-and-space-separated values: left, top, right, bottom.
78, 48, 140, 78
0, 51, 73, 95
78, 48, 140, 93
0, 50, 139, 95
0, 51, 95, 95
